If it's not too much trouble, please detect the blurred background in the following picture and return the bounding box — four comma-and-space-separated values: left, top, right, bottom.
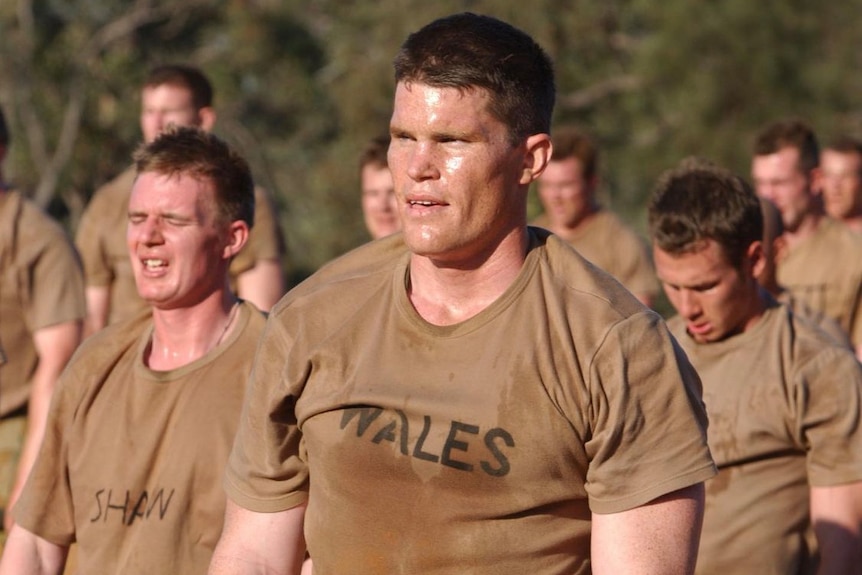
1, 0, 861, 284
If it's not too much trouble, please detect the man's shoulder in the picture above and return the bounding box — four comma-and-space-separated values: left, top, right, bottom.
76, 310, 150, 365
532, 227, 646, 314
85, 167, 135, 213
814, 216, 862, 251
278, 234, 408, 306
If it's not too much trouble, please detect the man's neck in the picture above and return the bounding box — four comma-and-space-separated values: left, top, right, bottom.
549, 204, 599, 242
408, 228, 529, 326
784, 212, 822, 250
147, 289, 239, 371
843, 215, 862, 234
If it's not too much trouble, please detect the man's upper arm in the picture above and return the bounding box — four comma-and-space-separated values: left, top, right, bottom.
209, 500, 306, 575
810, 483, 862, 574
0, 524, 68, 575
591, 483, 704, 575
236, 260, 284, 312
84, 285, 110, 336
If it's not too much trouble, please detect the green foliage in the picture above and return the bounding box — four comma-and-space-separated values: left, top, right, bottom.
2, 0, 862, 282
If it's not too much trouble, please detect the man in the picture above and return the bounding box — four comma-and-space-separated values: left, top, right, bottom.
210, 13, 715, 575
649, 162, 862, 574
76, 64, 285, 334
820, 135, 862, 233
0, 127, 268, 574
751, 119, 862, 359
0, 109, 84, 533
534, 125, 658, 306
359, 134, 400, 239
757, 196, 850, 347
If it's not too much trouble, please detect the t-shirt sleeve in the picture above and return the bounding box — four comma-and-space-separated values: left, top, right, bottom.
797, 345, 862, 486
614, 230, 658, 299
582, 311, 716, 514
223, 308, 309, 512
14, 366, 81, 545
24, 212, 86, 332
75, 193, 113, 288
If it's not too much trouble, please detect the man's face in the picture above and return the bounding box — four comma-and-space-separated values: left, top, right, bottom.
654, 239, 761, 344
537, 157, 594, 229
361, 163, 400, 240
127, 171, 228, 309
751, 146, 815, 232
387, 82, 527, 265
820, 149, 862, 221
140, 84, 203, 143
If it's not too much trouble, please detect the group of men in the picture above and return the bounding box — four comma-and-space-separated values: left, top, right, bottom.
0, 10, 860, 575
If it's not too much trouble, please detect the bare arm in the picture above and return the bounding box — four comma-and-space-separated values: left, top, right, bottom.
83, 285, 110, 337
0, 524, 68, 575
854, 344, 862, 364
236, 259, 285, 312
591, 483, 705, 575
811, 483, 862, 575
4, 321, 81, 532
208, 500, 306, 575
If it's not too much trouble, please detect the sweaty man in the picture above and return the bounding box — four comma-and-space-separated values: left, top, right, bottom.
0, 127, 268, 574
209, 13, 714, 575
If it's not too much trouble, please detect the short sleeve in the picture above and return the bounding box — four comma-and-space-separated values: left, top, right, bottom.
25, 225, 85, 332
583, 312, 716, 514
797, 346, 862, 486
75, 191, 115, 288
14, 368, 80, 545
223, 309, 309, 512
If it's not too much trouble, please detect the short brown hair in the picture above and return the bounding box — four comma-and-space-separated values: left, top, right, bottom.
824, 134, 862, 158
549, 126, 598, 180
393, 13, 555, 145
144, 64, 213, 111
133, 126, 254, 227
648, 162, 762, 269
359, 135, 390, 172
753, 119, 819, 174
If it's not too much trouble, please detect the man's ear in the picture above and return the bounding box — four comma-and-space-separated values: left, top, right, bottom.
519, 134, 553, 185
198, 107, 217, 133
222, 220, 249, 260
747, 240, 767, 279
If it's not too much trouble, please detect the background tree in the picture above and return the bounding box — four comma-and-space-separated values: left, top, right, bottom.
1, 0, 861, 284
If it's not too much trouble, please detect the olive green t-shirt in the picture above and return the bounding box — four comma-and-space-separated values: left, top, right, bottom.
0, 189, 85, 416
668, 301, 862, 574
776, 216, 862, 347
15, 302, 266, 575
532, 208, 658, 301
225, 228, 716, 575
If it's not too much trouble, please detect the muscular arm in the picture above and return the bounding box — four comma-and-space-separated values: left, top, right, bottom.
208, 500, 306, 575
4, 321, 81, 531
83, 285, 110, 337
0, 524, 68, 575
236, 259, 285, 312
811, 483, 862, 575
591, 483, 705, 575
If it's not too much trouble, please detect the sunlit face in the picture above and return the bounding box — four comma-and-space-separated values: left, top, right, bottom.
387, 82, 527, 265
361, 163, 400, 240
537, 157, 594, 229
654, 239, 763, 344
751, 147, 815, 233
820, 149, 862, 220
140, 84, 203, 143
127, 172, 230, 310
